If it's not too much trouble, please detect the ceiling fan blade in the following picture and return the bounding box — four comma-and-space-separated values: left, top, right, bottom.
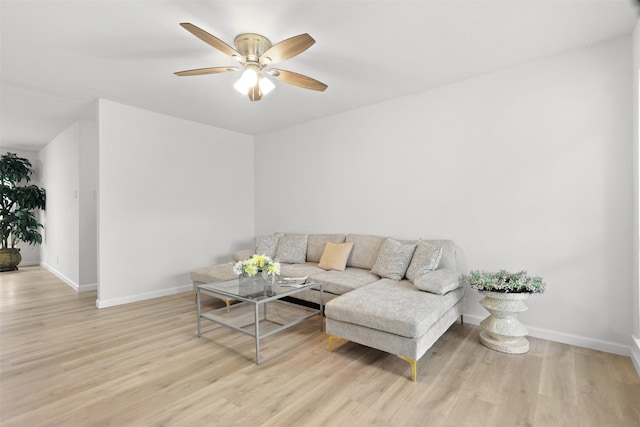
247, 83, 262, 101
179, 23, 241, 58
271, 69, 327, 92
174, 66, 238, 76
260, 34, 315, 64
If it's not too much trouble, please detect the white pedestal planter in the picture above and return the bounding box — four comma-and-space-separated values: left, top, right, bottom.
479, 291, 530, 354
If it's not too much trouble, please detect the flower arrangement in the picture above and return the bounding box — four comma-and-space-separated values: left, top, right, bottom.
467, 270, 546, 294
233, 254, 280, 277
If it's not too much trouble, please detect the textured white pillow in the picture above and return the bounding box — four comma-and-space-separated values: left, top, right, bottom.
405, 240, 443, 282
275, 234, 308, 264
413, 269, 463, 295
370, 238, 416, 281
255, 234, 281, 258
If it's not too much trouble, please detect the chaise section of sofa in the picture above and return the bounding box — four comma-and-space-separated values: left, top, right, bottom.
325, 280, 464, 381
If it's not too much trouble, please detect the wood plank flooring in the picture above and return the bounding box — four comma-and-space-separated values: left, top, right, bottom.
1, 266, 639, 426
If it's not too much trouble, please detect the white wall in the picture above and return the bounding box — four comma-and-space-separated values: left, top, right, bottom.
256, 37, 633, 355
39, 123, 80, 286
97, 100, 254, 308
0, 148, 42, 266
38, 116, 98, 291
632, 18, 640, 373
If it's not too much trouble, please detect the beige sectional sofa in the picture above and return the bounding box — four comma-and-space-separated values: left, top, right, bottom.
190, 233, 465, 381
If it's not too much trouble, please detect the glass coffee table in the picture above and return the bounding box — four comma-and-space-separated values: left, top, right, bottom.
196, 277, 323, 364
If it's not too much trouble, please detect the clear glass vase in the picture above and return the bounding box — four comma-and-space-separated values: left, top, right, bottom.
238, 271, 275, 299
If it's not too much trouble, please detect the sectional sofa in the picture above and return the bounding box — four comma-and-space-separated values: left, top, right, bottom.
190, 233, 465, 381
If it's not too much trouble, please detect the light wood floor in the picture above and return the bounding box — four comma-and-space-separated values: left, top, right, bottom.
1, 266, 639, 426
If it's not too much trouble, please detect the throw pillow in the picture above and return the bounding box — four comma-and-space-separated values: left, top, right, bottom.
318, 242, 354, 271
255, 234, 281, 258
413, 269, 463, 295
275, 234, 308, 264
370, 238, 417, 281
405, 240, 443, 282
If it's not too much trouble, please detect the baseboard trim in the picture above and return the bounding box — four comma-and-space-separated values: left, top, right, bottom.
78, 283, 98, 292
631, 335, 640, 376
40, 262, 79, 292
40, 263, 97, 293
96, 284, 193, 309
463, 313, 631, 357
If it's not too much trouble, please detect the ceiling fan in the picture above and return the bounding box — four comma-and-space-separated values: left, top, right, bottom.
175, 23, 328, 101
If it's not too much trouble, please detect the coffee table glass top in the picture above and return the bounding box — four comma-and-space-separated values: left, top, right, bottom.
199, 277, 316, 302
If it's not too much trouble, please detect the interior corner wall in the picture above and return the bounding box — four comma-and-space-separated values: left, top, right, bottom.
255, 36, 633, 355
96, 99, 254, 308
78, 116, 98, 287
0, 148, 42, 266
631, 18, 640, 374
38, 122, 81, 288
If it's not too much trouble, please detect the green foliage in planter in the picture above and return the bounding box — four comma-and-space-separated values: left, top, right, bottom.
1, 152, 46, 249
467, 269, 546, 293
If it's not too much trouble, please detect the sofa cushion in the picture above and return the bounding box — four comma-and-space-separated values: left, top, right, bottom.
345, 234, 386, 269
306, 234, 347, 263
318, 242, 353, 271
275, 234, 308, 264
255, 234, 281, 258
370, 238, 416, 280
310, 268, 381, 295
325, 279, 464, 338
232, 249, 254, 262
190, 262, 237, 284
413, 269, 463, 295
279, 262, 325, 278
405, 240, 443, 282
423, 239, 457, 271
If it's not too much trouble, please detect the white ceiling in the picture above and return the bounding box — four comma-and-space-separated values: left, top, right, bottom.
1, 1, 637, 151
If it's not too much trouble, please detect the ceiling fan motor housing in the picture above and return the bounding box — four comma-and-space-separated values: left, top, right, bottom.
234, 33, 272, 63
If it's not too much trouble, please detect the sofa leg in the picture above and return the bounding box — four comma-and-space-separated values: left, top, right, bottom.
225, 300, 232, 312
398, 355, 417, 382
460, 314, 464, 325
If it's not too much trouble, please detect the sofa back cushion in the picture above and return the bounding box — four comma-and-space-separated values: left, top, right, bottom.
275, 234, 308, 264
345, 234, 386, 270
306, 234, 347, 263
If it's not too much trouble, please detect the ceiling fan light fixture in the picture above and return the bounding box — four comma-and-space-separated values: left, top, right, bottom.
233, 68, 258, 94
259, 76, 275, 95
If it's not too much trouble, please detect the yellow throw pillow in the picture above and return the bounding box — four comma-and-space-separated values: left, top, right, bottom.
318, 242, 354, 271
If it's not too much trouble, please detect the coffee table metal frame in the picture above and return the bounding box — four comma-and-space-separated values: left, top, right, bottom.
196, 278, 323, 364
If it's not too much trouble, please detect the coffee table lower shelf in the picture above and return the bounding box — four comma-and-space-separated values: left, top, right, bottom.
197, 292, 323, 364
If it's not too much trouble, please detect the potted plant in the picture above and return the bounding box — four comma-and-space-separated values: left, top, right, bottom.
466, 269, 546, 354
0, 152, 46, 271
